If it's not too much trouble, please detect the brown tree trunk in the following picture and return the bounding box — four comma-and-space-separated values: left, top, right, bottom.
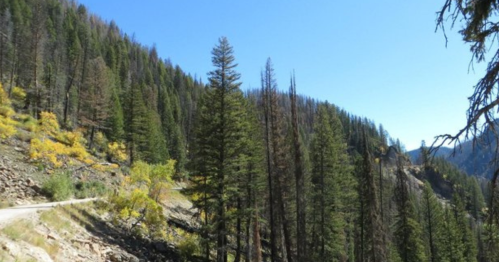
252, 202, 262, 262
290, 76, 306, 261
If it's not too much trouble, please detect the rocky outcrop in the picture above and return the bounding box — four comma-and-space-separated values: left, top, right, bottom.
0, 155, 44, 204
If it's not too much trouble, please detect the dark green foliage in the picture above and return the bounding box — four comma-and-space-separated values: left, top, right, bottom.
421, 182, 447, 262
309, 104, 354, 261
452, 193, 478, 262
0, 0, 204, 169
106, 88, 125, 142
75, 180, 107, 198
393, 158, 426, 262
356, 134, 387, 262
441, 206, 465, 262
42, 172, 74, 201
0, 0, 487, 259
188, 37, 248, 262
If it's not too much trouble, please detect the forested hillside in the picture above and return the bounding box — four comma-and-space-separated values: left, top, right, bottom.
409, 127, 499, 179
0, 0, 495, 261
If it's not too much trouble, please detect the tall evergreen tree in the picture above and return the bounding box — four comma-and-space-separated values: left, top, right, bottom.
452, 192, 478, 262
442, 206, 465, 262
290, 73, 306, 262
356, 133, 387, 262
189, 37, 247, 262
421, 181, 447, 262
309, 104, 353, 261
261, 58, 294, 262
106, 88, 125, 142
393, 157, 427, 262
79, 56, 112, 147
124, 83, 148, 164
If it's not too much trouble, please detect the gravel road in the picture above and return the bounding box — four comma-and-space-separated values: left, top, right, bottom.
0, 198, 97, 226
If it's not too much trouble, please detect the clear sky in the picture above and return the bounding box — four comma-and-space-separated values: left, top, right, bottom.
77, 0, 486, 151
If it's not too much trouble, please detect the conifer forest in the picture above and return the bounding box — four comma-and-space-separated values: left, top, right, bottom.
1, 0, 499, 262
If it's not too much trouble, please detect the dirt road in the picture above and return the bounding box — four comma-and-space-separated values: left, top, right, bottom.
0, 198, 97, 226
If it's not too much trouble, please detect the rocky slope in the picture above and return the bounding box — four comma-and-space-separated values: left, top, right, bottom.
0, 137, 199, 261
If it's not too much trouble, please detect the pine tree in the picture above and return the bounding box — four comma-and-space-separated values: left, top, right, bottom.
452, 192, 478, 262
106, 88, 124, 142
356, 133, 387, 262
79, 56, 112, 147
393, 157, 427, 262
290, 73, 306, 262
124, 83, 149, 164
188, 37, 247, 262
441, 206, 465, 262
261, 58, 293, 262
421, 181, 447, 262
229, 101, 264, 262
309, 104, 353, 261
419, 140, 430, 169
62, 7, 81, 125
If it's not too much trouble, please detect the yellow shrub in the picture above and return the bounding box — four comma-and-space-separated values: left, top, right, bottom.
109, 161, 176, 239
0, 116, 16, 139
57, 129, 85, 146
0, 105, 14, 118
0, 82, 11, 106
30, 130, 91, 168
110, 188, 166, 238
11, 87, 26, 102
39, 111, 60, 136
94, 131, 107, 150
30, 138, 66, 167
107, 142, 127, 162
67, 142, 89, 160
93, 163, 119, 172
0, 83, 17, 139
28, 111, 94, 168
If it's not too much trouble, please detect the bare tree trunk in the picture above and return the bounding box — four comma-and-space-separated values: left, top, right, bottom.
290, 76, 306, 261
252, 202, 262, 262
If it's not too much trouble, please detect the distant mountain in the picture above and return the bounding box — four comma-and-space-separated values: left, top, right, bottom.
408, 130, 497, 178
407, 146, 453, 164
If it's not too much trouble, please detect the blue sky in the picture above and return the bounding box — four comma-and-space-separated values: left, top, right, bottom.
78, 0, 485, 151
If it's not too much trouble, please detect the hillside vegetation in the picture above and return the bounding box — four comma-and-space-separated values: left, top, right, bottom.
0, 0, 495, 261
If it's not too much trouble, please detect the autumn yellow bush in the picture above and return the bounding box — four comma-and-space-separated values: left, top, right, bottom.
0, 116, 16, 139
29, 112, 93, 167
30, 138, 67, 167
0, 84, 14, 118
30, 134, 91, 168
93, 163, 119, 172
10, 86, 26, 108
38, 111, 60, 136
11, 86, 26, 103
0, 82, 10, 107
109, 160, 175, 238
110, 187, 166, 238
0, 83, 17, 139
107, 141, 127, 162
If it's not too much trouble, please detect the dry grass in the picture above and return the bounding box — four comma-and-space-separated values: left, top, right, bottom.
0, 200, 13, 209
1, 219, 59, 259
40, 208, 72, 234
0, 246, 9, 261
